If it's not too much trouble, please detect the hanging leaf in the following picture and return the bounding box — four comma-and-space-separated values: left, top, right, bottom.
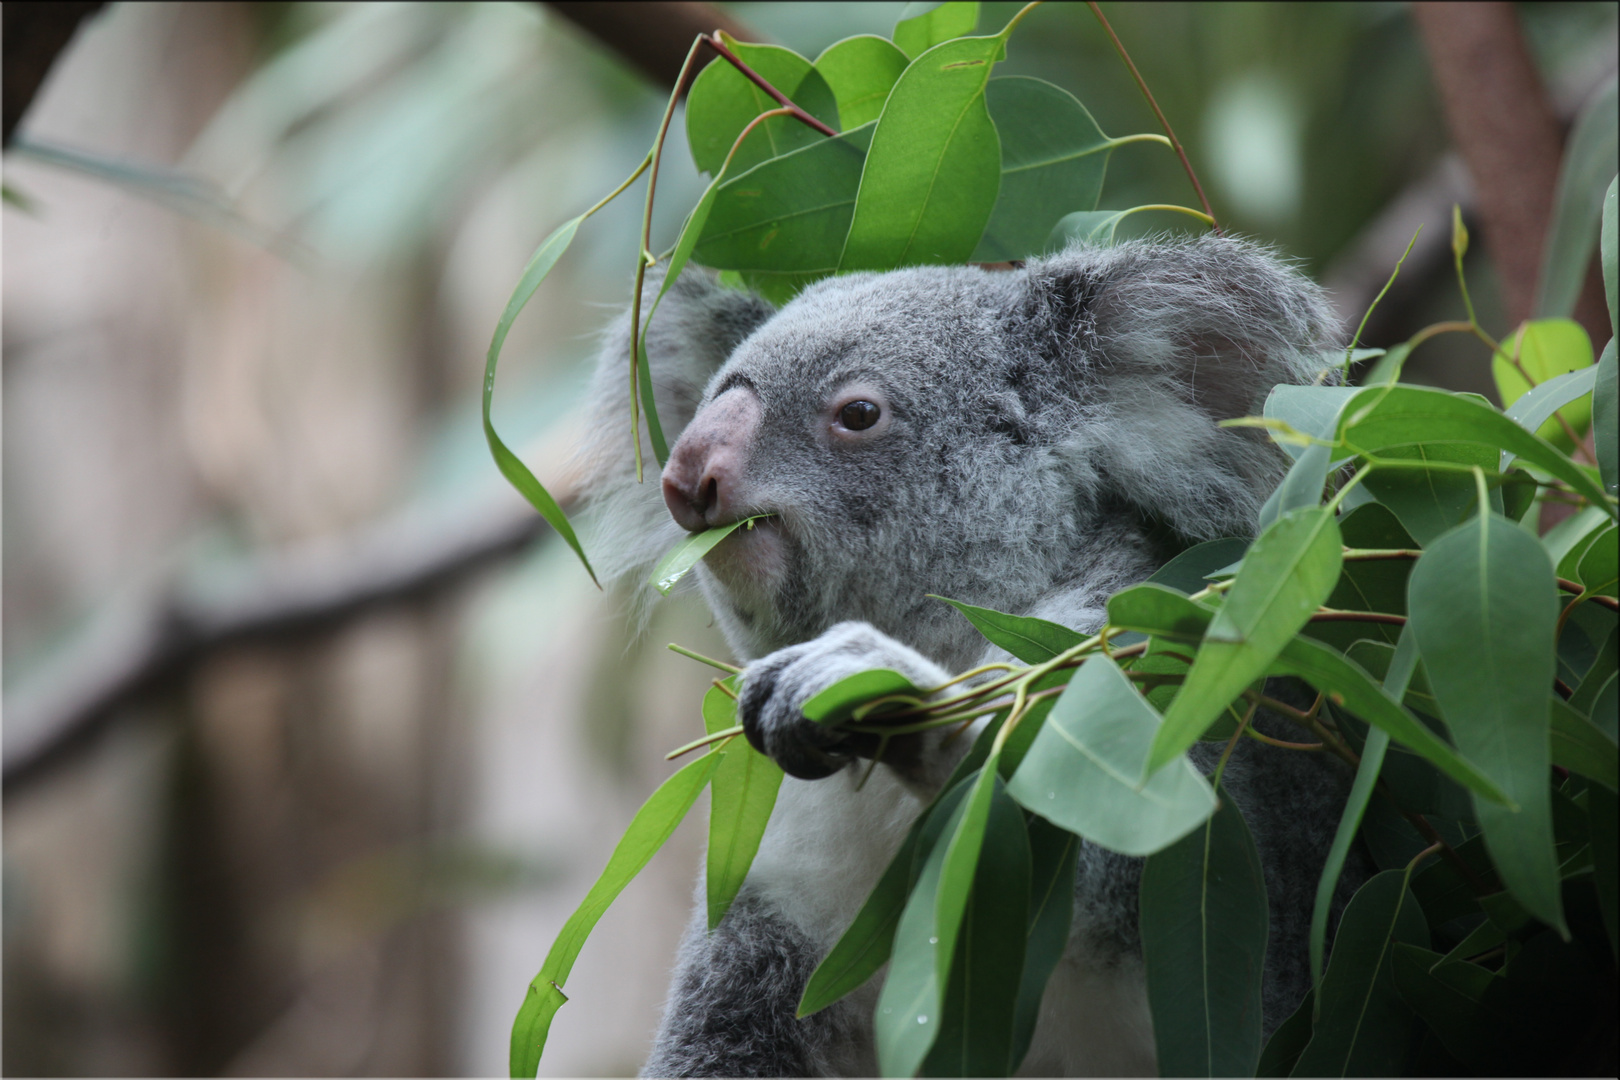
1006, 655, 1216, 855
1148, 507, 1343, 775
703, 679, 785, 930
509, 754, 721, 1077
815, 35, 910, 129
1291, 870, 1429, 1077
684, 39, 839, 177
1008, 818, 1077, 1070
1533, 76, 1617, 320
933, 595, 1084, 662
650, 514, 774, 594
972, 77, 1132, 262
1140, 788, 1269, 1078
1490, 319, 1595, 451
839, 33, 1004, 270
892, 1, 980, 59
1408, 511, 1567, 936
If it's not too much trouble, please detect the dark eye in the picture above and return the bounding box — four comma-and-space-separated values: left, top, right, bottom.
839, 400, 881, 430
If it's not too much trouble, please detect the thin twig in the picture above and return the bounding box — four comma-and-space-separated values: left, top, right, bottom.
702, 33, 838, 137
1085, 2, 1219, 233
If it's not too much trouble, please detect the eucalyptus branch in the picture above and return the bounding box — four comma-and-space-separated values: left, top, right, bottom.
1085, 2, 1219, 234
667, 642, 741, 674
1344, 225, 1421, 370
701, 33, 837, 137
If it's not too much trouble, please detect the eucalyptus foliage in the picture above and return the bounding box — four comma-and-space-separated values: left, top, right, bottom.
491, 4, 1619, 1076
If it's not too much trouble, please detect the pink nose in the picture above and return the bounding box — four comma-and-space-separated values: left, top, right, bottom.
661, 386, 762, 532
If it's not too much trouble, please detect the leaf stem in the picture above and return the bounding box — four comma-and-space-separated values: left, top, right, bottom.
665, 726, 743, 760
703, 32, 837, 137
1344, 225, 1421, 370
1086, 2, 1219, 234
1213, 697, 1260, 785
667, 643, 741, 674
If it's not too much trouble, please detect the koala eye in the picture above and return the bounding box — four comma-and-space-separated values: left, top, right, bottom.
838, 400, 881, 430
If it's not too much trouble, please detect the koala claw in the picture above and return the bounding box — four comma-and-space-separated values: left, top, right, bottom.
737, 622, 950, 783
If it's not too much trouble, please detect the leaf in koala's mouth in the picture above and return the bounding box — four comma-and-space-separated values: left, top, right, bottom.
651, 515, 774, 595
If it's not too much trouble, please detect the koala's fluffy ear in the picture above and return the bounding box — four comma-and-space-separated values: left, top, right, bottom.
1016, 236, 1340, 541
574, 267, 774, 591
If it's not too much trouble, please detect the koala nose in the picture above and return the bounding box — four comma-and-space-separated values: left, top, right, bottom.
662, 386, 762, 532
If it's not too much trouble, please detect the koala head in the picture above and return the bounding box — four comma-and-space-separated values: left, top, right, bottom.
582, 236, 1338, 667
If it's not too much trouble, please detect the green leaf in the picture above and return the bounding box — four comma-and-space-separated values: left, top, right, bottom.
875, 784, 971, 1077
650, 514, 773, 594
1340, 384, 1614, 516
1264, 384, 1364, 461
972, 77, 1120, 262
800, 667, 923, 725
1254, 990, 1314, 1077
1570, 623, 1617, 716
1110, 586, 1510, 802
1009, 819, 1077, 1070
704, 681, 785, 929
1596, 337, 1617, 495
684, 41, 839, 178
1140, 788, 1269, 1078
1408, 512, 1567, 935
892, 1, 979, 58
1308, 626, 1414, 1003
1007, 656, 1216, 855
1148, 507, 1343, 774
921, 775, 1030, 1077
485, 214, 599, 585
933, 595, 1083, 662
1360, 442, 1500, 546
1046, 208, 1129, 248
1291, 870, 1429, 1078
1491, 320, 1595, 450
1501, 365, 1598, 470
798, 773, 978, 1017
814, 36, 909, 129
1143, 537, 1252, 596
1604, 174, 1618, 341
932, 757, 1001, 994
1534, 76, 1617, 321
1575, 522, 1618, 596
839, 33, 1003, 271
693, 122, 875, 275
509, 753, 721, 1077
1390, 944, 1507, 1065
1589, 783, 1618, 960
1548, 695, 1618, 790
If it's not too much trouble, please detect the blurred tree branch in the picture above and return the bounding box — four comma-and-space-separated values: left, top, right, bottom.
3, 1, 104, 145
544, 2, 758, 94
1411, 1, 1610, 347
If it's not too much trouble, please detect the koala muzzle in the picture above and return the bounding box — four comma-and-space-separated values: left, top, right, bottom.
661, 386, 761, 532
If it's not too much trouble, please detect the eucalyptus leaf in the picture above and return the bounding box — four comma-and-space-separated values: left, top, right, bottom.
692, 122, 874, 274
839, 34, 1004, 271
1263, 383, 1363, 461
1605, 174, 1618, 340
1408, 512, 1567, 935
1291, 870, 1428, 1078
921, 775, 1029, 1077
509, 753, 721, 1077
1009, 819, 1077, 1070
972, 77, 1120, 262
1596, 336, 1617, 495
650, 514, 774, 594
1500, 365, 1598, 470
1254, 990, 1313, 1077
800, 667, 923, 724
1575, 522, 1618, 597
1007, 655, 1216, 856
933, 595, 1083, 662
798, 773, 979, 1017
1140, 789, 1269, 1078
1490, 319, 1594, 450
703, 679, 784, 930
1339, 384, 1614, 515
685, 41, 839, 178
1144, 538, 1252, 596
1548, 695, 1618, 790
892, 1, 979, 58
486, 213, 600, 585
1534, 75, 1617, 321
814, 36, 909, 129
1360, 442, 1500, 546
1390, 944, 1506, 1065
1149, 507, 1342, 774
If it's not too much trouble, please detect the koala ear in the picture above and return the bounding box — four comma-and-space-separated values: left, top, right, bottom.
574, 267, 774, 592
1016, 235, 1340, 541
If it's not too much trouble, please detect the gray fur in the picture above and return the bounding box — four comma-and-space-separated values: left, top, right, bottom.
577, 237, 1354, 1077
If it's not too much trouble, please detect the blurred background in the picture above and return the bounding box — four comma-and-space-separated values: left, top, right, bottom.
2, 2, 1614, 1075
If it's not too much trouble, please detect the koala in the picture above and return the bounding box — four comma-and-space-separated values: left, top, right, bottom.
574, 236, 1362, 1077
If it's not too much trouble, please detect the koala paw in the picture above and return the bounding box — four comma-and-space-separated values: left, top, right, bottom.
738, 622, 951, 782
